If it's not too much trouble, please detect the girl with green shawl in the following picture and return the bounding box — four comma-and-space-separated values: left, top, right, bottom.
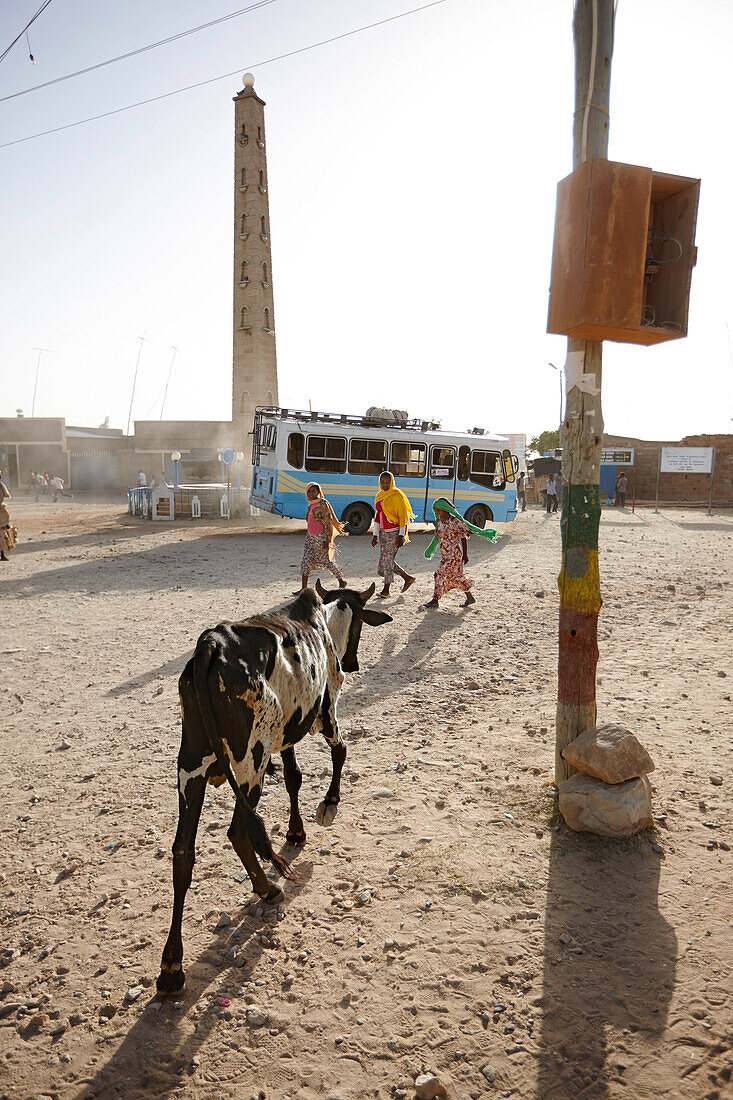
423, 498, 501, 608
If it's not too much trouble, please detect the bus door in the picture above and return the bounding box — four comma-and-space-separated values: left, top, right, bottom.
424, 444, 457, 520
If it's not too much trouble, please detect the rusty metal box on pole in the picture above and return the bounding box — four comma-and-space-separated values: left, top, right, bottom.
547, 158, 700, 345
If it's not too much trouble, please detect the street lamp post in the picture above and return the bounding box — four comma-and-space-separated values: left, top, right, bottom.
170, 451, 181, 520
236, 452, 245, 518
548, 362, 564, 451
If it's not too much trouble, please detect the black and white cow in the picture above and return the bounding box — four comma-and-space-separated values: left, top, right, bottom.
157, 580, 391, 995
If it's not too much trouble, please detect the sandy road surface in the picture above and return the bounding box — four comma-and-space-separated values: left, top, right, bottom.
0, 500, 731, 1100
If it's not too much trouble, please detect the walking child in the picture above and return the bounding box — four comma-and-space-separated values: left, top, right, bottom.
423, 497, 501, 608
298, 483, 347, 591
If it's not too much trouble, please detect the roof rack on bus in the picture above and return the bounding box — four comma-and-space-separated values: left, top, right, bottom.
254, 406, 441, 432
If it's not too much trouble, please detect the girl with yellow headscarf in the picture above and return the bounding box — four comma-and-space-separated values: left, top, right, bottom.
372, 471, 416, 598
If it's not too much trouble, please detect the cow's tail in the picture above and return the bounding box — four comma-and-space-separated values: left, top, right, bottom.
192, 639, 296, 882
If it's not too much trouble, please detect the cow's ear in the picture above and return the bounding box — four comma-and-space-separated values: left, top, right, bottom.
358, 581, 376, 604
315, 578, 330, 599
358, 608, 392, 626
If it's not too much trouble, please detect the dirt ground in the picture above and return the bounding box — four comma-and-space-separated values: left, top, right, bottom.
0, 496, 731, 1100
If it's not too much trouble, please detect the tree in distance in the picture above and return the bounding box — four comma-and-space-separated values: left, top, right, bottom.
529, 429, 561, 454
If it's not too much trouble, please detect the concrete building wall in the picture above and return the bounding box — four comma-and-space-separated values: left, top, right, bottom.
603, 432, 733, 504
0, 417, 68, 487
231, 75, 279, 453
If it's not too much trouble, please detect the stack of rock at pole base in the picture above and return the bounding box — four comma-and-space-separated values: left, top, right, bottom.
558, 724, 655, 838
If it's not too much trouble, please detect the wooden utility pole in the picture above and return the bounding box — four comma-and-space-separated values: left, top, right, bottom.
555, 0, 615, 783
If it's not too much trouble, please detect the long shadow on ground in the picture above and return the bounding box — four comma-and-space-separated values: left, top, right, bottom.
73, 853, 312, 1100
535, 826, 676, 1097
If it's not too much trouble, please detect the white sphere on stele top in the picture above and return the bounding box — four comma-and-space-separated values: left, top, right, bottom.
242, 73, 255, 87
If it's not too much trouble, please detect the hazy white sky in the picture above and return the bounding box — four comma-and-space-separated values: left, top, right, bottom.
1, 0, 731, 442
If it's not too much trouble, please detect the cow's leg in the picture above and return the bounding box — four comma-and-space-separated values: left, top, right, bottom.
157, 776, 206, 995
316, 686, 346, 828
281, 746, 306, 846
227, 798, 284, 905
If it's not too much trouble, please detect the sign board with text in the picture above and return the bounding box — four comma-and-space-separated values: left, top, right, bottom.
660, 447, 714, 474
601, 448, 634, 464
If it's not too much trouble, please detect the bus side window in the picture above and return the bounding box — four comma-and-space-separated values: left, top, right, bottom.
287, 432, 304, 469
390, 442, 426, 478
457, 445, 470, 481
305, 434, 347, 474
470, 449, 505, 489
430, 446, 455, 479
349, 437, 387, 475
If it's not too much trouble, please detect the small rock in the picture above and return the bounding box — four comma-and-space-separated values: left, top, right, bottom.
49, 1017, 70, 1036
58, 739, 71, 750
709, 775, 723, 787
246, 1006, 268, 1028
371, 787, 395, 799
124, 986, 143, 1004
414, 1073, 446, 1100
216, 913, 231, 929
534, 590, 545, 599
481, 1065, 496, 1083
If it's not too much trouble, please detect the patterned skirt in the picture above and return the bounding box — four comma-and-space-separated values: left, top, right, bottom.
0, 525, 17, 553
300, 533, 344, 581
377, 529, 399, 585
433, 545, 473, 599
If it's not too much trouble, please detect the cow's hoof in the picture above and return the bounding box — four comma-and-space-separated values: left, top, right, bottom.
156, 965, 186, 997
316, 800, 338, 827
259, 883, 285, 905
286, 829, 307, 846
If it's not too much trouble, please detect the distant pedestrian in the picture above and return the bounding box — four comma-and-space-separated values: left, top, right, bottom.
517, 471, 527, 512
546, 475, 558, 513
615, 472, 628, 508
423, 498, 501, 608
297, 482, 346, 592
373, 472, 416, 598
0, 474, 17, 562
138, 470, 147, 487
50, 475, 72, 500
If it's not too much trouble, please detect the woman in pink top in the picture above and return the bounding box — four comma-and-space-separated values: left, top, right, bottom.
298, 483, 346, 592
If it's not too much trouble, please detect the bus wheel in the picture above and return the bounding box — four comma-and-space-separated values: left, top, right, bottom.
466, 504, 492, 528
342, 503, 372, 536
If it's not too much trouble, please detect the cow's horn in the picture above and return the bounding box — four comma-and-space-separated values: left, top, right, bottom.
358, 581, 376, 604
315, 578, 329, 598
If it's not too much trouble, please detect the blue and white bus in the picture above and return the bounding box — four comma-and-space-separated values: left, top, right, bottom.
251, 407, 518, 535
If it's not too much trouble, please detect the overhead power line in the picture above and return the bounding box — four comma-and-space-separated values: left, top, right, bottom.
0, 0, 55, 65
0, 0, 278, 103
0, 0, 450, 150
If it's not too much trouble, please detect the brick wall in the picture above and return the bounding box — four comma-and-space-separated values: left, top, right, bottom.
603, 432, 732, 504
